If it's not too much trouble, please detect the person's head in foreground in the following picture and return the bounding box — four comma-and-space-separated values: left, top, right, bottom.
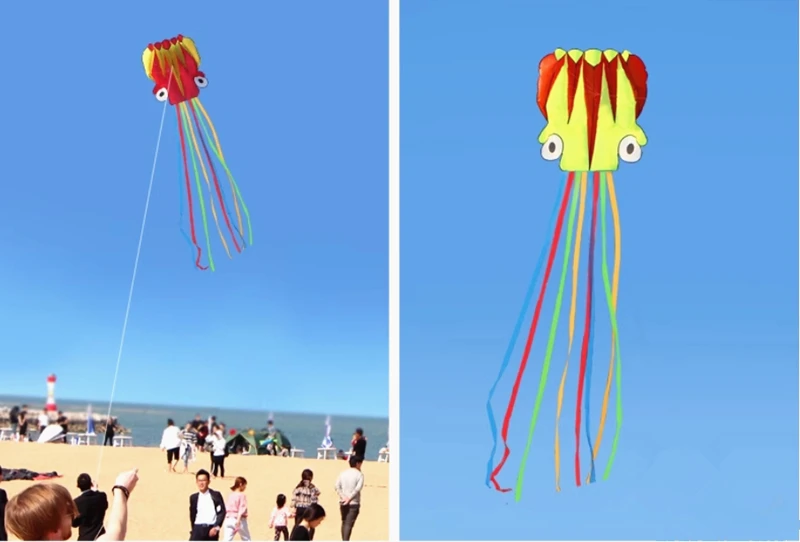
230, 476, 247, 492
196, 469, 211, 492
276, 494, 286, 508
167, 418, 175, 427
5, 483, 78, 540
301, 504, 326, 529
355, 428, 363, 437
77, 473, 93, 492
185, 422, 192, 431
349, 456, 363, 470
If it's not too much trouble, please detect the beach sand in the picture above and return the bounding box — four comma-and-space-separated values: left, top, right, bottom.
0, 441, 388, 541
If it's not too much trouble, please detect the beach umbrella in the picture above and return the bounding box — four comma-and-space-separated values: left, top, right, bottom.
86, 405, 96, 435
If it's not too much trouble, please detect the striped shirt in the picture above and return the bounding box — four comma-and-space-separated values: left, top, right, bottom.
181, 430, 197, 445
291, 484, 320, 508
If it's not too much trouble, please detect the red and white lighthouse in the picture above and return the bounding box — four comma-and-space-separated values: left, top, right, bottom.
46, 374, 57, 412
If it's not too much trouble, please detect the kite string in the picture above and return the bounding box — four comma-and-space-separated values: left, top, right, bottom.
555, 171, 588, 492
95, 73, 172, 483
485, 175, 568, 490
603, 172, 624, 481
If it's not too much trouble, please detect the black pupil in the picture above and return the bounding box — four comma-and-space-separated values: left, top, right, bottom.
626, 143, 635, 154
548, 142, 556, 153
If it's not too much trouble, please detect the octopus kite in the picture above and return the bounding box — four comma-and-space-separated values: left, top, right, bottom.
142, 35, 252, 271
485, 49, 648, 501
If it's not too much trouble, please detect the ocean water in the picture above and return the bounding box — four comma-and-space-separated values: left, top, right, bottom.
0, 395, 388, 460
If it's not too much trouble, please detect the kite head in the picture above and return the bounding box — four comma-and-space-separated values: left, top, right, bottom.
142, 35, 207, 106
537, 49, 648, 172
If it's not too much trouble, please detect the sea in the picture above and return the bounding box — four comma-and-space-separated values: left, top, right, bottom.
0, 395, 388, 461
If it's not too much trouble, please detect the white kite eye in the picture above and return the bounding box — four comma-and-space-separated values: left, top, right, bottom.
194, 76, 208, 88
541, 134, 564, 161
618, 135, 642, 163
155, 88, 169, 102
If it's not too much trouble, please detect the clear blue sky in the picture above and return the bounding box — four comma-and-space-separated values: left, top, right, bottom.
400, 0, 798, 539
0, 3, 388, 416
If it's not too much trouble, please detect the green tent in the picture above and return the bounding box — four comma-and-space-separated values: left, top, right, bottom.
225, 431, 269, 455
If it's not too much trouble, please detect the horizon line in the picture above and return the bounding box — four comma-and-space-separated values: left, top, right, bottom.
0, 393, 388, 421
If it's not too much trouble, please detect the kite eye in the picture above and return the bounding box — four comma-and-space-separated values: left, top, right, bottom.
194, 76, 208, 88
540, 134, 563, 161
155, 88, 169, 102
618, 135, 642, 163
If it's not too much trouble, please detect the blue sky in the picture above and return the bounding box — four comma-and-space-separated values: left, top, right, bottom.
400, 0, 798, 539
0, 3, 388, 416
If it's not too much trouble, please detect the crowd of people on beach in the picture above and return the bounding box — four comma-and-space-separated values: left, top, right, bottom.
0, 415, 375, 542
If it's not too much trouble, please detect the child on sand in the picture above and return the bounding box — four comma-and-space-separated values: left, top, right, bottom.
269, 494, 291, 541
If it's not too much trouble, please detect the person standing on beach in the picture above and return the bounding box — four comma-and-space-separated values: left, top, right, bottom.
181, 423, 198, 473
160, 419, 183, 473
56, 411, 69, 444
8, 407, 19, 441
350, 428, 367, 460
0, 465, 9, 541
269, 494, 291, 541
222, 477, 250, 541
72, 473, 108, 541
191, 414, 203, 430
334, 456, 364, 541
209, 427, 227, 478
17, 412, 28, 442
189, 469, 226, 541
4, 468, 138, 541
104, 417, 116, 446
291, 469, 321, 540
38, 409, 50, 435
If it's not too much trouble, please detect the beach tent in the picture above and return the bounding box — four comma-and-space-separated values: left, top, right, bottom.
225, 431, 268, 455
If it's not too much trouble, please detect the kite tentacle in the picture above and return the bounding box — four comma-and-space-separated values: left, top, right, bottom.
515, 175, 577, 499
176, 105, 208, 271
583, 172, 600, 484
181, 104, 231, 260
195, 98, 253, 246
555, 172, 588, 492
180, 103, 216, 271
603, 172, 624, 480
574, 172, 599, 486
491, 172, 574, 497
177, 113, 199, 265
188, 103, 242, 254
513, 168, 577, 498
587, 171, 619, 482
485, 175, 569, 490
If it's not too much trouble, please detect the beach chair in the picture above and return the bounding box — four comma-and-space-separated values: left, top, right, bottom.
75, 433, 97, 446
378, 449, 390, 462
0, 428, 12, 441
317, 447, 336, 460
289, 448, 305, 458
113, 435, 133, 447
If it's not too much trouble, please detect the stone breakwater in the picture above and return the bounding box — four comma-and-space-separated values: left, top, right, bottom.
0, 407, 129, 435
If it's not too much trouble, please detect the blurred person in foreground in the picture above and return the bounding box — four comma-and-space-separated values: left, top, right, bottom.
4, 468, 138, 541
73, 473, 108, 541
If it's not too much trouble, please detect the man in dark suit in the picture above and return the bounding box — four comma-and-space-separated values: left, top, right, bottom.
0, 466, 8, 541
72, 473, 108, 541
189, 469, 225, 541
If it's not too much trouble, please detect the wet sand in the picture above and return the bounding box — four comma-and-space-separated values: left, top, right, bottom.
0, 441, 388, 541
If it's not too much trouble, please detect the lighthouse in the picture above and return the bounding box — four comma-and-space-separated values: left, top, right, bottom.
46, 374, 57, 412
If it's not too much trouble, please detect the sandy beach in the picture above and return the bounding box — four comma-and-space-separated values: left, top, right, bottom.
0, 441, 388, 541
